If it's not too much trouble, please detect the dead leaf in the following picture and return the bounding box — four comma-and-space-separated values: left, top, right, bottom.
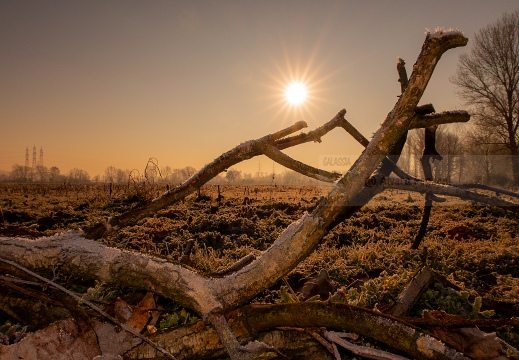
113, 297, 133, 324
0, 318, 100, 360
295, 270, 335, 300
126, 292, 159, 332
423, 310, 502, 360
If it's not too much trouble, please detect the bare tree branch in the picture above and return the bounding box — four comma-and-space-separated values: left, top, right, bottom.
254, 141, 341, 183
108, 110, 347, 229
410, 111, 470, 129
384, 179, 519, 210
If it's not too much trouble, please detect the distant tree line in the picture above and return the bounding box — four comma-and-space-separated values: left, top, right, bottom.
0, 125, 516, 186
2, 164, 91, 184
0, 162, 321, 185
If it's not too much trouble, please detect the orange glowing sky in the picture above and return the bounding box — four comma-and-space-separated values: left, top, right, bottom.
1, 1, 518, 178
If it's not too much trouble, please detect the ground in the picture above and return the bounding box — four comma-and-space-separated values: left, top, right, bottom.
1, 183, 518, 356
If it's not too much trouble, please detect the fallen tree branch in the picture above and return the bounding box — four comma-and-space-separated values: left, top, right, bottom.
383, 179, 519, 210
126, 302, 469, 360
108, 110, 347, 229
105, 109, 469, 233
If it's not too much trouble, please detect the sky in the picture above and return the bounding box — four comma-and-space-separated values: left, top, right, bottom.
1, 1, 518, 179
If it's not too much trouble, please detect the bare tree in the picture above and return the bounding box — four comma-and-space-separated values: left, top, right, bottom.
35, 165, 49, 183
225, 168, 242, 183
9, 164, 25, 182
104, 166, 117, 183
463, 124, 510, 184
451, 10, 519, 184
68, 168, 91, 183
432, 126, 463, 183
48, 166, 62, 183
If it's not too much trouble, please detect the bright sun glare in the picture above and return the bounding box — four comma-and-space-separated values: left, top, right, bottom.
285, 82, 307, 105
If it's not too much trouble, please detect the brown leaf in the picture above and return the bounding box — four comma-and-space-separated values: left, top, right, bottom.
113, 297, 133, 324
126, 292, 158, 332
295, 270, 335, 300
0, 318, 100, 360
423, 310, 502, 360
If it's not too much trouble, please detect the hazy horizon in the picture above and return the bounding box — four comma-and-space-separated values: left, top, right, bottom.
2, 1, 518, 177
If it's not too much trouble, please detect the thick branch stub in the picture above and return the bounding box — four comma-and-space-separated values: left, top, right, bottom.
410, 110, 470, 129
397, 58, 409, 93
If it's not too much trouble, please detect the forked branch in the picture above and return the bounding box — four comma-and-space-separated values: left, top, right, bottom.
107, 110, 346, 229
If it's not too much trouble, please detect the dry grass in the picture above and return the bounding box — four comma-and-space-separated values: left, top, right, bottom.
1, 183, 518, 347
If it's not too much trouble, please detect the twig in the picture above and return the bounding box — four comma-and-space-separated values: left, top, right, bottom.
0, 256, 177, 360
411, 193, 433, 250
0, 278, 63, 307
208, 312, 288, 360
306, 328, 337, 357
497, 338, 519, 358
398, 316, 519, 328
458, 183, 519, 199
324, 330, 410, 360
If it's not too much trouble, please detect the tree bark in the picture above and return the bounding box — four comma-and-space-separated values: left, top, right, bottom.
125, 303, 469, 360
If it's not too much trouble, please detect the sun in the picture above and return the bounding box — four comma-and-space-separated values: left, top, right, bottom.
285, 82, 307, 105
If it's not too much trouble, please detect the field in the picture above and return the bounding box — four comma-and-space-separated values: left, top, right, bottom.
1, 183, 519, 356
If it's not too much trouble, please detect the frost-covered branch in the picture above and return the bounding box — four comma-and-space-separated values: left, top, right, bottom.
107, 110, 347, 229
254, 141, 341, 183
384, 179, 519, 210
